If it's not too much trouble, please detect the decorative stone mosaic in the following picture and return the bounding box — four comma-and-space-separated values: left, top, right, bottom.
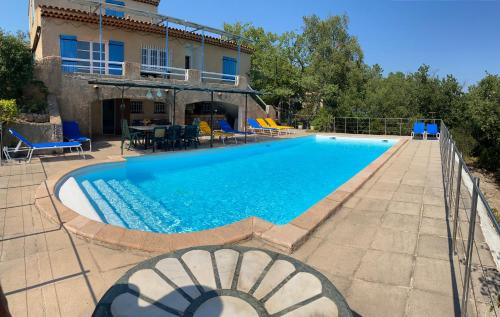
93, 246, 352, 317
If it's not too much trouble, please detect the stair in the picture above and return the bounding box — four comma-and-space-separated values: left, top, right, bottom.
80, 180, 127, 227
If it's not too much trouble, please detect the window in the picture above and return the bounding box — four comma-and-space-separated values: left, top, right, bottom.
105, 0, 125, 18
60, 35, 124, 75
131, 101, 143, 114
185, 56, 191, 69
141, 47, 170, 74
154, 102, 166, 114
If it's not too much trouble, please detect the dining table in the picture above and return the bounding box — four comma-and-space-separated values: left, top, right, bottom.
129, 125, 170, 149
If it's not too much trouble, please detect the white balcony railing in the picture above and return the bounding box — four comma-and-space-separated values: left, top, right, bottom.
61, 57, 124, 76
140, 64, 188, 80
201, 71, 238, 85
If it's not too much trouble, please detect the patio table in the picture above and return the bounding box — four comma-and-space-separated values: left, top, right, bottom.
129, 125, 170, 149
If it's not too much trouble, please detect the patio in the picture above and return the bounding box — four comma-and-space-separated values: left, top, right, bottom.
0, 136, 497, 316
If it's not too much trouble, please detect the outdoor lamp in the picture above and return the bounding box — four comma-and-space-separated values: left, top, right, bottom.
146, 89, 153, 100
156, 89, 163, 98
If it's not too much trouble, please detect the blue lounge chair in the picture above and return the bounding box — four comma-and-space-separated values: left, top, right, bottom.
411, 122, 425, 139
247, 118, 277, 136
426, 123, 440, 139
63, 121, 92, 152
219, 120, 257, 141
6, 128, 84, 163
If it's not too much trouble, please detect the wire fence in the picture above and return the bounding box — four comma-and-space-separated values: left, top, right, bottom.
440, 122, 499, 317
292, 116, 440, 135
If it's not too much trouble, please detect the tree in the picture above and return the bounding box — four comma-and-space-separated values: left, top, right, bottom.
0, 30, 34, 100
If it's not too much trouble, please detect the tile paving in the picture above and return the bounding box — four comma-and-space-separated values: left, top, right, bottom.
0, 137, 496, 316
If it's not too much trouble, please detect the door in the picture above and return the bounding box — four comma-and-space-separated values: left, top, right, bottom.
222, 57, 237, 82
102, 99, 115, 134
114, 99, 130, 135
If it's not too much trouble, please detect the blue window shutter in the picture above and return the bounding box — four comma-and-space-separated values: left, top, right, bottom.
106, 0, 125, 5
222, 57, 237, 81
105, 0, 125, 18
60, 35, 77, 73
108, 40, 124, 75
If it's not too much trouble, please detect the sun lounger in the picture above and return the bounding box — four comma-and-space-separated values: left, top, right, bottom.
63, 121, 92, 152
219, 120, 257, 141
411, 122, 425, 139
247, 118, 277, 136
6, 128, 84, 163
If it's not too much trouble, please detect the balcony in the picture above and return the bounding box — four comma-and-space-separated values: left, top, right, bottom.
61, 57, 124, 76
140, 64, 188, 80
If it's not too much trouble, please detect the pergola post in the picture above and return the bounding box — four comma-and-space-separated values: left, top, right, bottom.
210, 91, 214, 148
120, 85, 125, 156
165, 21, 169, 78
244, 94, 248, 144
173, 89, 177, 125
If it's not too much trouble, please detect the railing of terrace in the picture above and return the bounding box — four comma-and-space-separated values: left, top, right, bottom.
440, 122, 499, 317
140, 65, 188, 80
201, 71, 238, 85
61, 57, 125, 76
292, 116, 440, 135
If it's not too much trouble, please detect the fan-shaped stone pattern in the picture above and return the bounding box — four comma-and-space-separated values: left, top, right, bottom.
94, 246, 352, 317
155, 258, 201, 299
237, 250, 272, 292
181, 250, 217, 291
128, 269, 190, 312
214, 249, 239, 289
110, 293, 177, 317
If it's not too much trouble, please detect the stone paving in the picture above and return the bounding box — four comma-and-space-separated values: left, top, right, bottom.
0, 137, 496, 316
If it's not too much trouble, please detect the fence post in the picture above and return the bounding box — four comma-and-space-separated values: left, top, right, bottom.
452, 159, 463, 252
460, 177, 480, 317
384, 118, 387, 135
368, 118, 371, 135
333, 117, 336, 133
356, 118, 359, 134
448, 143, 456, 210
399, 118, 402, 135
344, 117, 347, 134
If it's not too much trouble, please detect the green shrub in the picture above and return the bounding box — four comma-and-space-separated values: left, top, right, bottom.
450, 127, 478, 159
311, 108, 334, 132
0, 99, 18, 123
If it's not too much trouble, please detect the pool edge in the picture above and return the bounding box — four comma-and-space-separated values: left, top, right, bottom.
34, 136, 409, 254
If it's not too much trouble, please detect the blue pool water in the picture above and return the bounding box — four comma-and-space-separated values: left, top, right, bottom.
61, 136, 396, 233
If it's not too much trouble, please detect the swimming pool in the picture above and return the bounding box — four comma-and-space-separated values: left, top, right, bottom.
58, 135, 396, 234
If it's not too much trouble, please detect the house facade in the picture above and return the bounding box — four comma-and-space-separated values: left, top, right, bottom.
28, 0, 267, 136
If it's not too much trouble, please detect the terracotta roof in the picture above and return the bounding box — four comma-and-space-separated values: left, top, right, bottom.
39, 5, 253, 54
133, 0, 160, 6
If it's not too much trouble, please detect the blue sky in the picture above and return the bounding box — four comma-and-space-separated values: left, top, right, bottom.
2, 0, 498, 86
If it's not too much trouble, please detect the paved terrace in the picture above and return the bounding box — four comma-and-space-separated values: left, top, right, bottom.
0, 137, 496, 316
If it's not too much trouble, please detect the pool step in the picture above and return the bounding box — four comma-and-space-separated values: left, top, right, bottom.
92, 179, 153, 231
80, 180, 127, 227
107, 180, 183, 233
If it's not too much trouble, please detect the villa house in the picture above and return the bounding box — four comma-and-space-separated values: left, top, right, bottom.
28, 0, 267, 137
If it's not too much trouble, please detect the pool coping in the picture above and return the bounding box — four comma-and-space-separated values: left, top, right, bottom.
34, 136, 409, 254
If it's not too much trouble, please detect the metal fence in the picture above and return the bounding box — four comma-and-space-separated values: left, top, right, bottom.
292, 116, 440, 135
440, 122, 499, 317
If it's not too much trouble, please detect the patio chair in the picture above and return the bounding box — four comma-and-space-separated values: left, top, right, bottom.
166, 125, 182, 151
199, 121, 236, 144
152, 127, 166, 152
426, 123, 440, 139
219, 119, 257, 141
247, 118, 277, 136
121, 120, 141, 150
411, 122, 425, 139
265, 118, 295, 134
6, 128, 84, 163
63, 121, 92, 152
182, 125, 199, 149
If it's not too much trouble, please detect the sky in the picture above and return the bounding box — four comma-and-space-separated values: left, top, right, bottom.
1, 0, 499, 87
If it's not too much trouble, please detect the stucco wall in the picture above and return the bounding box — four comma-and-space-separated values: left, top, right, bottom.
35, 15, 251, 77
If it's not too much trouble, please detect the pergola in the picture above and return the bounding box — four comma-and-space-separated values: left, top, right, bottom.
87, 78, 262, 154
70, 0, 252, 76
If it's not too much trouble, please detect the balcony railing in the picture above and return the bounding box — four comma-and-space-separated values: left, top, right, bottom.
61, 57, 124, 76
140, 64, 188, 80
201, 71, 238, 85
